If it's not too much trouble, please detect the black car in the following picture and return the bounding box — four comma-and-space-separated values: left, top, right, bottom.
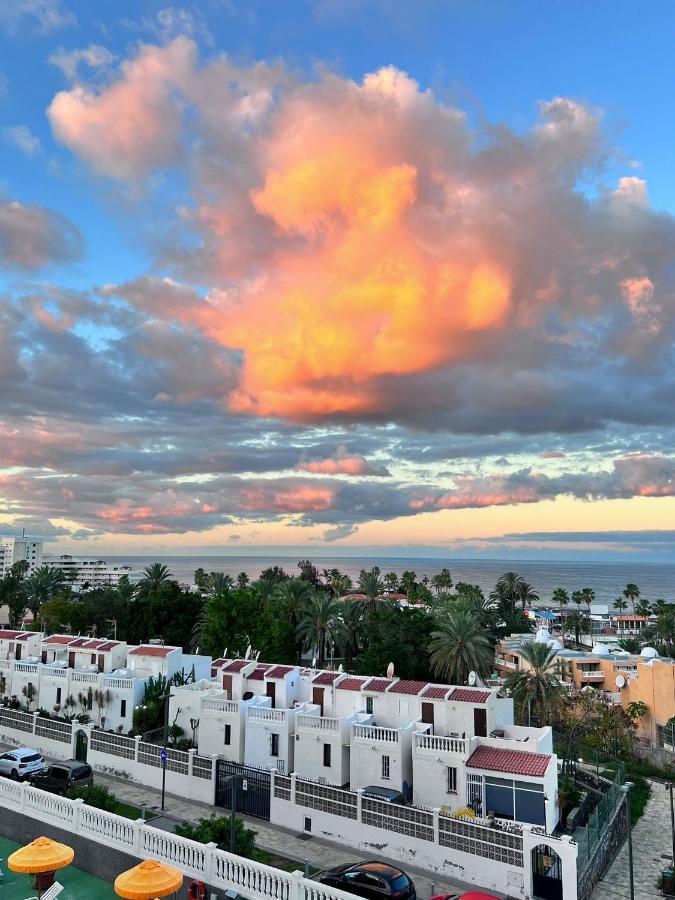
317, 862, 415, 900
30, 760, 93, 795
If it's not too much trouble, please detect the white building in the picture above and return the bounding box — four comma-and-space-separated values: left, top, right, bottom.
43, 555, 135, 591
0, 536, 43, 577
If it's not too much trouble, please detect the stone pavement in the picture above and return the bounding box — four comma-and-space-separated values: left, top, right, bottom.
592, 779, 673, 900
95, 769, 479, 899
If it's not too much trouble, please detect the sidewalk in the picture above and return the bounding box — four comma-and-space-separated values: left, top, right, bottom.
95, 770, 481, 898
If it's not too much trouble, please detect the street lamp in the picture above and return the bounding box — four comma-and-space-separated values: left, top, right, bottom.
159, 691, 174, 812
621, 781, 635, 900
666, 783, 675, 873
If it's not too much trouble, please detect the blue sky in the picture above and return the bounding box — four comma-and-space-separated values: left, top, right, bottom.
1, 0, 675, 561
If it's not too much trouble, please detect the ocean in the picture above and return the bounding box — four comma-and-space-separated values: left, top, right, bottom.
99, 555, 675, 606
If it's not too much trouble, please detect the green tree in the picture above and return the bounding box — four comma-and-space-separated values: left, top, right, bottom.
383, 572, 399, 593
571, 590, 584, 610
137, 563, 173, 593
0, 571, 26, 628
581, 587, 595, 612
24, 565, 66, 623
613, 597, 628, 614
623, 583, 640, 613
429, 599, 494, 684
175, 815, 256, 858
566, 610, 589, 645
617, 637, 642, 654
296, 593, 343, 668
358, 568, 383, 609
431, 568, 453, 596
356, 605, 435, 681
338, 599, 365, 669
634, 598, 652, 618
400, 570, 417, 601
297, 560, 322, 586
504, 642, 563, 726
193, 568, 209, 592
491, 571, 526, 614
207, 572, 234, 595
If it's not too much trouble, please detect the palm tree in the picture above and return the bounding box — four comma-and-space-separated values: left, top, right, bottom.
635, 599, 652, 618
296, 593, 343, 668
571, 590, 584, 611
491, 571, 526, 614
24, 566, 65, 623
137, 563, 172, 592
338, 599, 365, 669
623, 583, 640, 613
520, 582, 540, 609
274, 578, 312, 660
236, 572, 250, 590
358, 568, 383, 610
429, 600, 494, 684
400, 571, 417, 601
383, 572, 399, 594
115, 574, 136, 604
566, 610, 589, 645
504, 642, 563, 726
581, 587, 595, 612
613, 597, 628, 614
552, 588, 569, 641
324, 570, 353, 598
207, 572, 235, 595
431, 568, 453, 596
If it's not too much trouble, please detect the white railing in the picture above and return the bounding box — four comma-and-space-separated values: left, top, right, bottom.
103, 677, 134, 690
353, 723, 399, 743
414, 732, 466, 754
202, 698, 239, 714
579, 671, 604, 681
0, 778, 358, 900
0, 658, 11, 671
248, 707, 287, 724
495, 657, 517, 670
14, 662, 39, 674
297, 714, 339, 733
71, 671, 101, 685
43, 667, 68, 678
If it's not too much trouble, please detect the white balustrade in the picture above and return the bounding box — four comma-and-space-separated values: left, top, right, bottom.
414, 732, 466, 754
25, 785, 76, 826
141, 828, 209, 877
297, 714, 339, 733
103, 677, 133, 690
71, 671, 101, 685
78, 805, 137, 850
353, 723, 399, 743
13, 662, 39, 674
0, 658, 12, 671
248, 707, 287, 724
202, 698, 239, 714
43, 667, 68, 678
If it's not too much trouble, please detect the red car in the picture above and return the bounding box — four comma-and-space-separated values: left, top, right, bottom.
430, 893, 499, 900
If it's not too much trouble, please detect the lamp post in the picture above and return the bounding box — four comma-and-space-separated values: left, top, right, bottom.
621, 781, 635, 900
159, 691, 174, 812
666, 783, 675, 873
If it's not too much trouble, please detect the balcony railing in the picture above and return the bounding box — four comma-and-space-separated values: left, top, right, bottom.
102, 677, 134, 691
414, 732, 466, 754
494, 657, 517, 670
43, 667, 68, 678
13, 662, 39, 674
579, 671, 605, 681
353, 723, 399, 743
248, 707, 287, 724
297, 714, 339, 733
71, 671, 100, 685
202, 698, 239, 714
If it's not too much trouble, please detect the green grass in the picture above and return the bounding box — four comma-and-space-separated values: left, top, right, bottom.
251, 849, 319, 874
601, 764, 651, 824
113, 800, 158, 820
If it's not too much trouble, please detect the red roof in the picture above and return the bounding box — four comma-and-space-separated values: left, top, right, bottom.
211, 658, 227, 669
422, 686, 451, 700
247, 664, 272, 681
82, 639, 106, 650
67, 638, 89, 648
0, 630, 22, 640
364, 678, 394, 693
96, 641, 119, 653
467, 746, 550, 778
336, 677, 367, 691
389, 680, 428, 695
128, 645, 173, 657
223, 659, 250, 673
313, 671, 342, 686
448, 688, 491, 704
265, 665, 294, 680
42, 634, 75, 645
15, 632, 35, 641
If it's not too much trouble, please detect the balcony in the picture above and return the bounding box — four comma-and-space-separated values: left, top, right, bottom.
414, 732, 467, 755
71, 671, 100, 685
43, 667, 68, 679
103, 676, 134, 691
494, 657, 517, 670
201, 698, 240, 715
297, 714, 339, 733
579, 671, 605, 682
13, 662, 38, 675
248, 707, 287, 725
353, 723, 399, 744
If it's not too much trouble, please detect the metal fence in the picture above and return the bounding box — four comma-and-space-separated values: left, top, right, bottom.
572, 766, 625, 872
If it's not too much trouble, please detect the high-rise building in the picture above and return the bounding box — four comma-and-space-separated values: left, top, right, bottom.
0, 536, 43, 577
43, 555, 135, 590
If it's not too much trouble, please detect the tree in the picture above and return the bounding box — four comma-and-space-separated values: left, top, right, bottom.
137, 563, 173, 593
0, 571, 26, 628
552, 588, 569, 641
429, 599, 494, 684
259, 566, 287, 583
383, 572, 399, 593
571, 590, 584, 610
206, 572, 234, 595
491, 571, 527, 614
357, 568, 383, 610
24, 566, 66, 624
431, 568, 453, 596
193, 568, 209, 592
356, 605, 435, 681
617, 637, 642, 654
400, 570, 417, 601
520, 582, 540, 609
581, 587, 595, 612
296, 593, 343, 668
634, 599, 652, 618
175, 815, 256, 858
338, 599, 365, 669
613, 597, 628, 614
236, 572, 250, 590
623, 583, 640, 614
504, 642, 563, 727
565, 610, 589, 645
297, 560, 321, 587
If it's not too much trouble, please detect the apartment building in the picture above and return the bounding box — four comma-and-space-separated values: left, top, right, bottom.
43, 555, 136, 591
0, 536, 43, 577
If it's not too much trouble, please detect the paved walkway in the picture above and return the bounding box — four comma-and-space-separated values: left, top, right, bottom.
592, 779, 673, 900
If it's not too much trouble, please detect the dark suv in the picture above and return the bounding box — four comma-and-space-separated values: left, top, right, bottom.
317, 862, 416, 900
30, 760, 93, 795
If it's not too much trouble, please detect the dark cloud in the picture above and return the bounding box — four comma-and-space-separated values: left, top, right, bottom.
0, 197, 83, 270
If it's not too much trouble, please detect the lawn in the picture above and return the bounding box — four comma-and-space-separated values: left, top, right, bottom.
114, 800, 158, 820
251, 848, 319, 874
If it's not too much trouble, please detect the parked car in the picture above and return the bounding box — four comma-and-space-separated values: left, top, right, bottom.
429, 893, 499, 900
317, 862, 416, 900
30, 760, 93, 795
361, 786, 407, 805
0, 748, 45, 780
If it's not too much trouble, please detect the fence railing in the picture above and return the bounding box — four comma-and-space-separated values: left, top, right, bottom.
0, 778, 358, 900
297, 715, 339, 733
573, 766, 625, 872
35, 716, 71, 743
353, 723, 399, 743
414, 732, 466, 754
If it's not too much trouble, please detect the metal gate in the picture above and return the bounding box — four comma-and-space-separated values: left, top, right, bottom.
532, 844, 563, 900
215, 760, 271, 820
75, 730, 88, 762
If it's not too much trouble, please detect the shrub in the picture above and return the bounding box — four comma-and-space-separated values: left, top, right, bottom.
67, 784, 118, 813
175, 815, 256, 858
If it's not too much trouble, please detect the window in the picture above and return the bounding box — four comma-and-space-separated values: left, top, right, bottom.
323, 743, 331, 767
224, 724, 231, 746
120, 700, 126, 718
366, 696, 374, 715
447, 766, 457, 794
56, 688, 61, 705
381, 755, 390, 779
271, 733, 279, 757
398, 699, 409, 715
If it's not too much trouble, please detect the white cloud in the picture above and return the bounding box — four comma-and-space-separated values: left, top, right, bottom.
3, 125, 41, 156
0, 0, 75, 35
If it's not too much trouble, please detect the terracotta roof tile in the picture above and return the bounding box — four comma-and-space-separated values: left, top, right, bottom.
223, 659, 250, 673
82, 639, 106, 650
265, 665, 294, 679
421, 686, 451, 700
336, 677, 367, 691
448, 688, 491, 703
67, 638, 88, 648
364, 678, 394, 693
96, 641, 119, 653
312, 671, 341, 686
42, 635, 75, 645
211, 658, 227, 669
0, 630, 21, 640
247, 664, 273, 681
128, 645, 173, 657
15, 632, 36, 641
466, 745, 550, 777
389, 680, 427, 695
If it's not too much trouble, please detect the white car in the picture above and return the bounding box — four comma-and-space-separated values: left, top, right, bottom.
0, 748, 45, 780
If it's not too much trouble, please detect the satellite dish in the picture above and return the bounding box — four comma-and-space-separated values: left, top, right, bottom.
338, 664, 344, 673
223, 647, 228, 659
312, 656, 317, 668
255, 650, 260, 661
244, 645, 251, 660
615, 675, 626, 689
468, 671, 477, 686
386, 662, 395, 679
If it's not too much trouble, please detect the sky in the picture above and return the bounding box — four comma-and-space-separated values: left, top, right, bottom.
2, 0, 675, 562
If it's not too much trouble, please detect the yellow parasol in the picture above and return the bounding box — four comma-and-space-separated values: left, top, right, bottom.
8, 836, 74, 874
114, 859, 184, 899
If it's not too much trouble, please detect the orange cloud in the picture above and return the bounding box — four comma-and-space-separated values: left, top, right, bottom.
298, 452, 387, 476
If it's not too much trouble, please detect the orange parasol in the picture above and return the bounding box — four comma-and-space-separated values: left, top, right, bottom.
8, 836, 74, 874
114, 859, 184, 899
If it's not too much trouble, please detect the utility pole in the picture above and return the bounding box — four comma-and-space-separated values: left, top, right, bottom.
159, 691, 173, 811
666, 783, 675, 876
621, 781, 635, 900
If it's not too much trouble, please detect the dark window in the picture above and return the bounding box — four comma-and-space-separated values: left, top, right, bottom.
515, 789, 546, 825
381, 755, 390, 779
390, 875, 410, 892
56, 688, 61, 705
120, 699, 126, 718
366, 696, 374, 715
447, 766, 457, 793
323, 743, 331, 767
271, 733, 279, 757
225, 724, 231, 746
485, 783, 514, 820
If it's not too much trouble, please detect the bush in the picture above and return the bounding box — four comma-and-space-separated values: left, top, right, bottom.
67, 784, 118, 813
175, 815, 256, 858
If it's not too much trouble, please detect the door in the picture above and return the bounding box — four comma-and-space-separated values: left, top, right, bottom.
97, 654, 104, 671
75, 730, 88, 762
222, 674, 233, 698
15, 645, 21, 661
68, 651, 75, 668
312, 686, 324, 716
41, 651, 47, 664
215, 761, 271, 820
421, 702, 434, 727
266, 681, 276, 708
474, 707, 487, 737
532, 845, 563, 900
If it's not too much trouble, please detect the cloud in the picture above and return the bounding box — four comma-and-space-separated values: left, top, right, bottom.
0, 197, 82, 269
298, 447, 390, 476
3, 125, 41, 156
0, 0, 75, 35
49, 44, 115, 82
